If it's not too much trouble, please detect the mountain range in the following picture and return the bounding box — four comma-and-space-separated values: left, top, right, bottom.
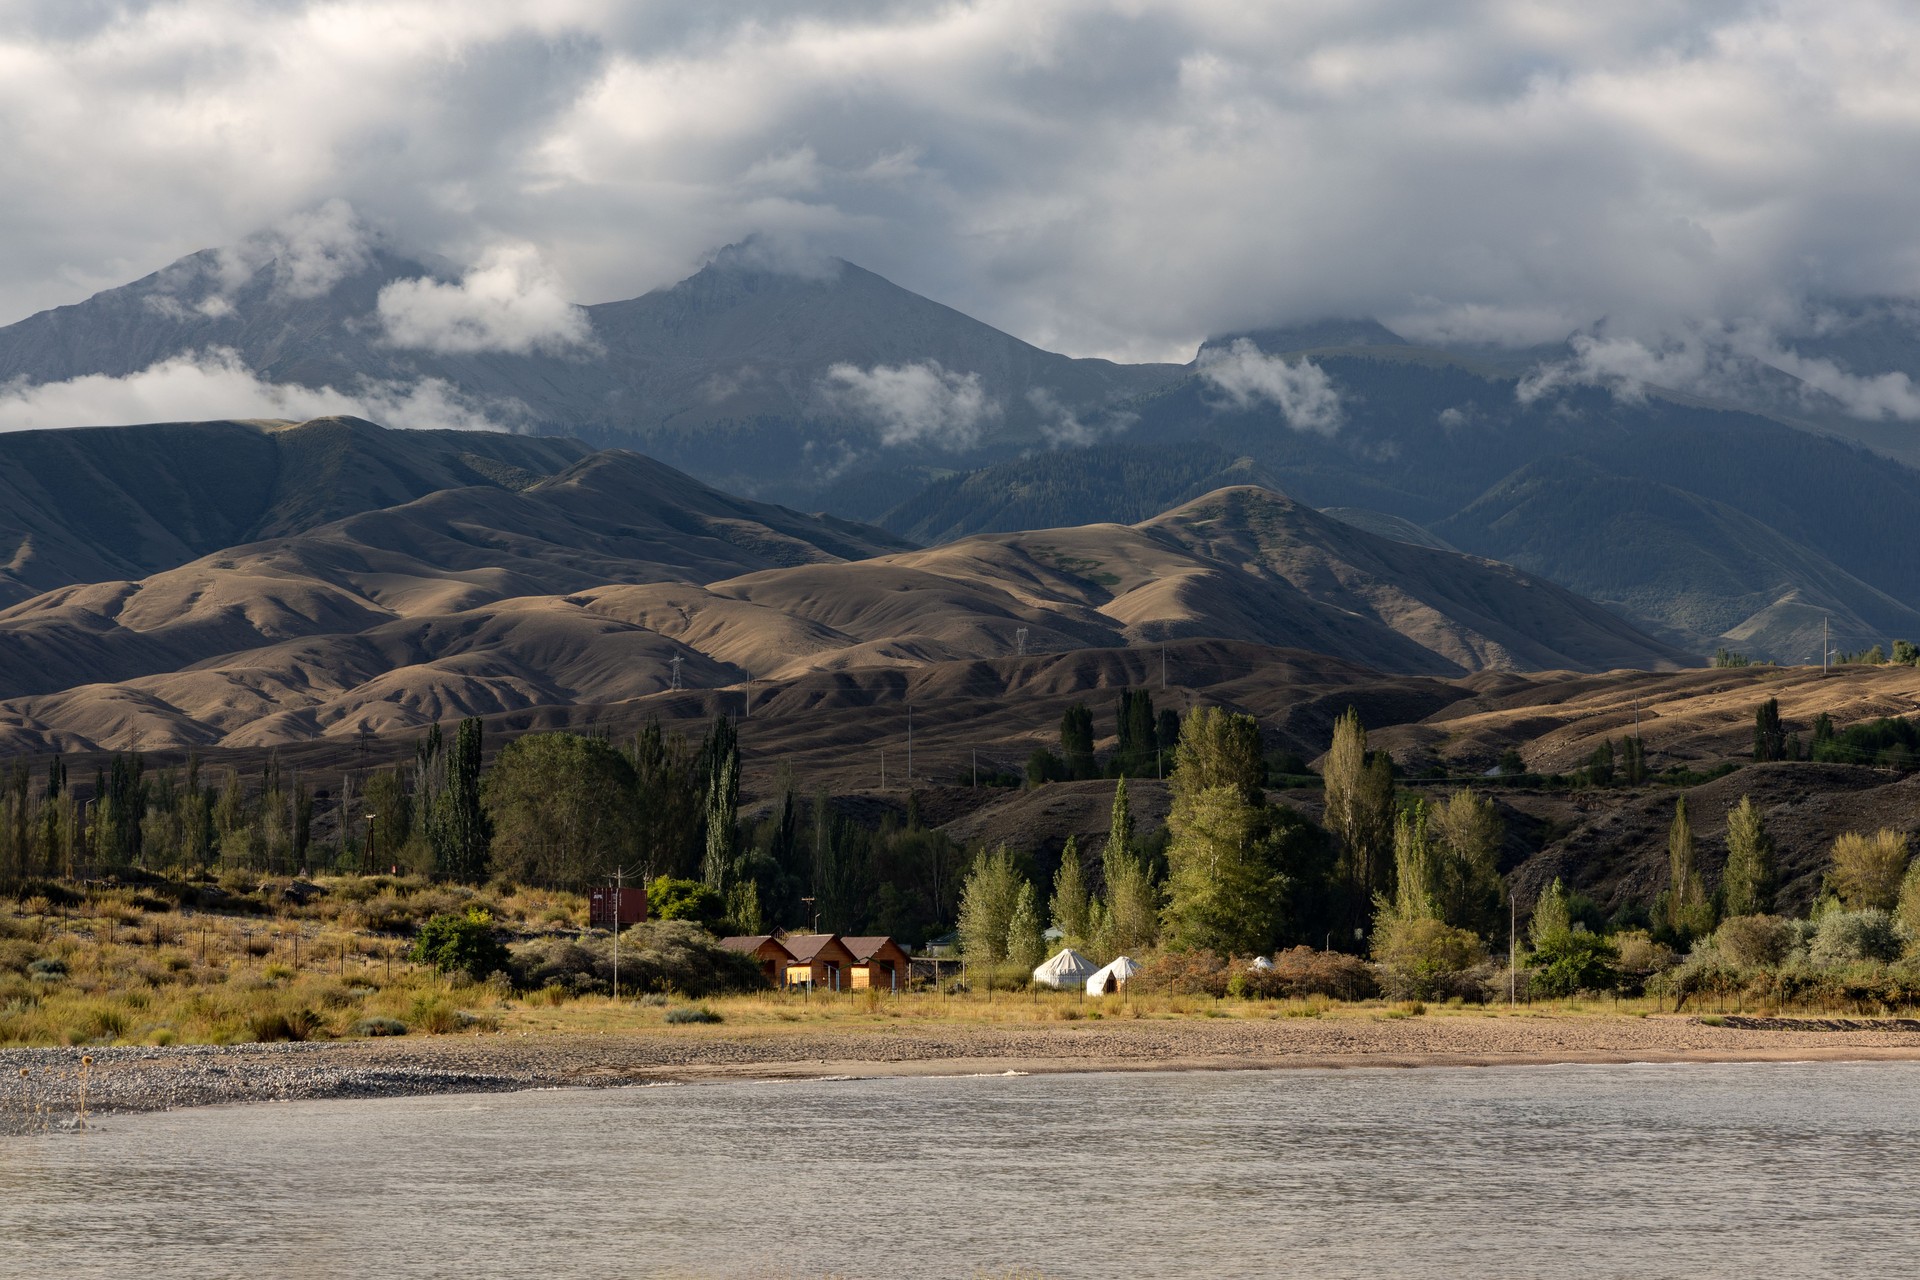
0, 417, 1681, 754
5, 224, 1920, 662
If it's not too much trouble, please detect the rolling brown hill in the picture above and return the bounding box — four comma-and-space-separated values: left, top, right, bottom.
0, 428, 1686, 753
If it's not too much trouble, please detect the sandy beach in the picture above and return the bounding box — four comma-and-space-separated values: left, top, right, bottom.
8, 1013, 1920, 1134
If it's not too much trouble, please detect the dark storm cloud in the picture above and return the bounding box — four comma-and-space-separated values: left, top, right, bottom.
3, 0, 1920, 369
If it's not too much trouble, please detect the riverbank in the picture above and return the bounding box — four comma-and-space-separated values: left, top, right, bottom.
10, 1010, 1920, 1134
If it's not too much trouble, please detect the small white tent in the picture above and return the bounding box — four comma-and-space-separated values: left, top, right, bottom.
1086, 955, 1140, 995
1248, 956, 1275, 972
1033, 947, 1098, 990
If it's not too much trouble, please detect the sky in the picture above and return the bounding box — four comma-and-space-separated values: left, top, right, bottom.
4, 0, 1920, 366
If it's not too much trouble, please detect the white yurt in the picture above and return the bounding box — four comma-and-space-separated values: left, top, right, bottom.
1032, 947, 1098, 990
1086, 955, 1140, 995
1248, 956, 1275, 972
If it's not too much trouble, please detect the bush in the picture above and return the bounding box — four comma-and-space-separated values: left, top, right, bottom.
1810, 908, 1907, 966
249, 1008, 325, 1042
645, 877, 728, 931
1528, 929, 1620, 997
1130, 950, 1231, 997
663, 1004, 723, 1025
408, 908, 509, 979
27, 956, 68, 980
507, 920, 763, 997
1264, 947, 1379, 1001
347, 1016, 409, 1037
1712, 915, 1795, 969
1372, 918, 1486, 1001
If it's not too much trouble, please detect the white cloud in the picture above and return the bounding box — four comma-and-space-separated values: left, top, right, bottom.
0, 348, 514, 433
820, 359, 998, 449
378, 242, 596, 356
1197, 339, 1343, 434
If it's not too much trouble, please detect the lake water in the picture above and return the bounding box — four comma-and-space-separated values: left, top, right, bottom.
5, 1061, 1918, 1278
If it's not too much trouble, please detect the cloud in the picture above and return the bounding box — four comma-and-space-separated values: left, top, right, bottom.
6, 1, 1920, 385
1197, 339, 1343, 434
819, 359, 999, 449
378, 242, 596, 355
0, 349, 515, 433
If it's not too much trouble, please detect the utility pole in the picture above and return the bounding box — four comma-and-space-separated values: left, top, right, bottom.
745, 673, 751, 719
907, 704, 913, 785
1015, 627, 1028, 658
972, 748, 977, 789
1510, 893, 1517, 1007
881, 748, 886, 792
610, 866, 627, 1000
1161, 643, 1167, 691
1823, 615, 1830, 675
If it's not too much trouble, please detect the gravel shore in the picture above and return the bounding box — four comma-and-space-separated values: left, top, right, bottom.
9, 1014, 1920, 1134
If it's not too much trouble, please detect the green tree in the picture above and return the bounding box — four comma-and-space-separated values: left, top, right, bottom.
1620, 736, 1648, 785
409, 907, 509, 978
1163, 784, 1281, 954
1828, 829, 1909, 911
1060, 703, 1097, 780
1049, 836, 1092, 950
1384, 800, 1440, 923
699, 717, 741, 890
1753, 699, 1786, 763
632, 719, 704, 881
1113, 689, 1160, 776
1662, 796, 1713, 938
1105, 776, 1135, 870
436, 718, 491, 882
1006, 880, 1046, 971
1721, 795, 1776, 917
1587, 739, 1616, 786
483, 733, 640, 887
1528, 929, 1619, 997
1432, 788, 1505, 938
1323, 708, 1394, 923
957, 845, 1023, 966
647, 876, 729, 930
1529, 877, 1571, 946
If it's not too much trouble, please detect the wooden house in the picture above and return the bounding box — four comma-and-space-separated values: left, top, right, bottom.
841, 936, 912, 992
720, 935, 796, 986
779, 933, 857, 990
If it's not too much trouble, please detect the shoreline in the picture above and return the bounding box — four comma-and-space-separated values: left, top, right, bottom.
10, 1013, 1920, 1133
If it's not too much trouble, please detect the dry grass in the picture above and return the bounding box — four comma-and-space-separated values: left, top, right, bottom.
0, 878, 582, 1047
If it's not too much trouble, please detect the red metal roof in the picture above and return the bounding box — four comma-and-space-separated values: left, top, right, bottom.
840, 935, 907, 961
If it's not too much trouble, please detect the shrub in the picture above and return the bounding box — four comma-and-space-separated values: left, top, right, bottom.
1372, 918, 1486, 1001
646, 877, 727, 930
248, 1009, 326, 1042
1810, 908, 1907, 966
1265, 947, 1379, 1001
27, 956, 68, 980
1612, 930, 1679, 994
348, 1016, 409, 1037
1712, 915, 1796, 969
507, 920, 762, 997
408, 908, 509, 979
408, 996, 461, 1034
663, 1005, 723, 1025
1130, 950, 1231, 997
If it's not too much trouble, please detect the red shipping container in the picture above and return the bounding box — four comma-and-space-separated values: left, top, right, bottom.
589, 886, 649, 930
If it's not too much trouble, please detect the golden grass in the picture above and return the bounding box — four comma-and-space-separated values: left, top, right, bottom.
0, 879, 1764, 1048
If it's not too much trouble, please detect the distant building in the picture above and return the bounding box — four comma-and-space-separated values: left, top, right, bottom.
719, 934, 795, 985
779, 933, 858, 990
841, 936, 912, 992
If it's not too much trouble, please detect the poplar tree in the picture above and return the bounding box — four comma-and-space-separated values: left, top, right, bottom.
1007, 880, 1046, 971
1432, 788, 1505, 938
1163, 707, 1281, 954
699, 716, 741, 890
1060, 703, 1097, 780
1049, 836, 1092, 950
1721, 795, 1776, 917
958, 844, 1023, 966
1323, 708, 1394, 917
1101, 777, 1159, 954
1664, 796, 1711, 937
